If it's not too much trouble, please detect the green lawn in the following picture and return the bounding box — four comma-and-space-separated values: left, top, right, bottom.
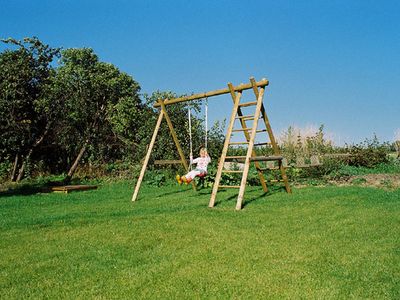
1, 182, 399, 299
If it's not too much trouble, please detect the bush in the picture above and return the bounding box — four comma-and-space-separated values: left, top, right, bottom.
0, 160, 11, 182
346, 137, 390, 168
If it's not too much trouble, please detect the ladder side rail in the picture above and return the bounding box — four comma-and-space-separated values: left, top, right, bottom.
209, 89, 243, 207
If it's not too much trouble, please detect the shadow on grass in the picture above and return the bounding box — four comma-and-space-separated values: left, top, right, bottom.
153, 187, 190, 198
0, 182, 49, 197
0, 179, 88, 197
242, 186, 288, 208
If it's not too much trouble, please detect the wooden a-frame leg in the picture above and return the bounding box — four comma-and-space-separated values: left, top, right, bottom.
132, 111, 164, 201
159, 100, 196, 191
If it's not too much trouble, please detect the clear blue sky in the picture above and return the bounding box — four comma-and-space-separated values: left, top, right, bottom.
1, 0, 399, 144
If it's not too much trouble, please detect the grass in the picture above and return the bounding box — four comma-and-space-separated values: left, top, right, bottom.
0, 182, 399, 299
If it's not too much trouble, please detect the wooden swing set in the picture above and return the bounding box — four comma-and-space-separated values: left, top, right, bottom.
132, 77, 291, 210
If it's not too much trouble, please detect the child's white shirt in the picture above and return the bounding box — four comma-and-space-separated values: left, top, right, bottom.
192, 156, 211, 171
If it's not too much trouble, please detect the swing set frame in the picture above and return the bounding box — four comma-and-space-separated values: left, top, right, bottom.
132, 77, 289, 207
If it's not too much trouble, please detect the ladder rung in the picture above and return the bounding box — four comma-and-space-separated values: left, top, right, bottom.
253, 142, 271, 147
228, 141, 250, 145
257, 167, 279, 171
232, 129, 267, 133
218, 185, 241, 189
232, 128, 253, 132
236, 116, 255, 121
225, 156, 247, 160
222, 170, 243, 173
249, 156, 283, 162
235, 115, 255, 119
269, 179, 284, 183
238, 101, 257, 107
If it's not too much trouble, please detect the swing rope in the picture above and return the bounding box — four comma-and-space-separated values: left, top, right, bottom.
187, 98, 208, 171
188, 105, 193, 170
205, 97, 208, 150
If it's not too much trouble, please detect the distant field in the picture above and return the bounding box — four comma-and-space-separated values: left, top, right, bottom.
1, 182, 399, 299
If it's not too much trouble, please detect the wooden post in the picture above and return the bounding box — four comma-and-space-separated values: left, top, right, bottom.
236, 87, 265, 210
159, 100, 196, 191
228, 82, 268, 193
132, 111, 164, 201
209, 89, 243, 207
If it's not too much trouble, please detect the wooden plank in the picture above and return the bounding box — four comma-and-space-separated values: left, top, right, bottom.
132, 111, 164, 201
209, 88, 243, 208
153, 79, 269, 107
232, 128, 253, 132
232, 128, 266, 133
249, 155, 283, 162
218, 185, 241, 189
222, 170, 243, 173
51, 185, 97, 193
159, 100, 197, 191
253, 142, 271, 147
154, 160, 184, 165
228, 141, 249, 145
238, 101, 257, 107
235, 115, 255, 119
224, 155, 247, 160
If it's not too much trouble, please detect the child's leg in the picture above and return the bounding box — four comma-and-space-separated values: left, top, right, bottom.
183, 170, 201, 183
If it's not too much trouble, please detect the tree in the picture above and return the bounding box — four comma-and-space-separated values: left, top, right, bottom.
49, 48, 142, 181
0, 37, 60, 181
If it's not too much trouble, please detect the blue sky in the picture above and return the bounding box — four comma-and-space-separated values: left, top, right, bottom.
1, 0, 399, 144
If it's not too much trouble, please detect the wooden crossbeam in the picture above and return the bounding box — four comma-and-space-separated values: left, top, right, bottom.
153, 79, 269, 107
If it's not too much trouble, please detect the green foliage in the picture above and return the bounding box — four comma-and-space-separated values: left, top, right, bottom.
0, 37, 60, 180
345, 136, 390, 168
0, 160, 11, 181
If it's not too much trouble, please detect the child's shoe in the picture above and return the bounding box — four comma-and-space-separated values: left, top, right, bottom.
176, 175, 182, 185
182, 176, 188, 184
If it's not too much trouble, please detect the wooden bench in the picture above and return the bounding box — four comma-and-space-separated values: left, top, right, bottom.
51, 185, 98, 194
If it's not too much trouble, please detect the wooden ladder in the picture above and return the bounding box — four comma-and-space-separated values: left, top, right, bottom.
209, 78, 291, 210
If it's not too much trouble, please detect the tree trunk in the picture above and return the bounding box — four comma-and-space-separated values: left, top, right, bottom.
15, 127, 50, 182
63, 104, 106, 184
11, 154, 19, 181
64, 137, 90, 184
16, 156, 26, 182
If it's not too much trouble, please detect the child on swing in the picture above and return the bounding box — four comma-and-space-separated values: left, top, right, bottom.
176, 148, 211, 184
